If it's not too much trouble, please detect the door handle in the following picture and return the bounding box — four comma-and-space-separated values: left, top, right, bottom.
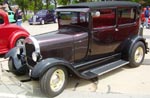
115, 28, 119, 31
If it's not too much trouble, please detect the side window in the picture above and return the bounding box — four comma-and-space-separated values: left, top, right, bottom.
0, 16, 4, 24
118, 8, 136, 25
92, 9, 116, 28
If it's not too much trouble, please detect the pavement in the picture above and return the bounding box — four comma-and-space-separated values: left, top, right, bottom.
0, 22, 150, 98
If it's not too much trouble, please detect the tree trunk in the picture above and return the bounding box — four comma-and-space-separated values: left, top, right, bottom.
79, 0, 87, 2
46, 0, 50, 9
53, 0, 57, 9
34, 0, 37, 14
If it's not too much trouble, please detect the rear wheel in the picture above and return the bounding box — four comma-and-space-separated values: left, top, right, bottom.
128, 42, 145, 67
40, 66, 68, 97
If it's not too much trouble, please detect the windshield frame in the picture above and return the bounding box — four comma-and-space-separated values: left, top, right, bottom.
57, 11, 90, 29
36, 10, 47, 16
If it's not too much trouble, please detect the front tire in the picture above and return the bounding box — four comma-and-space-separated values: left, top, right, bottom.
8, 57, 27, 75
40, 20, 45, 25
40, 66, 68, 97
128, 42, 145, 67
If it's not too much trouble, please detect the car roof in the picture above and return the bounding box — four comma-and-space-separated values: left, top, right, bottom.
57, 1, 141, 9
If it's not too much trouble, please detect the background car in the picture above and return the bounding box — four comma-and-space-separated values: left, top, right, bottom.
0, 9, 29, 54
28, 9, 56, 25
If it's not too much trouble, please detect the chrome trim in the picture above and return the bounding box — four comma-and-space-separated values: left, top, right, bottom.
97, 61, 129, 76
24, 36, 41, 67
28, 36, 40, 53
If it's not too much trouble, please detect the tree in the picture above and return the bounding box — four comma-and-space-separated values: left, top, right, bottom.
46, 0, 50, 9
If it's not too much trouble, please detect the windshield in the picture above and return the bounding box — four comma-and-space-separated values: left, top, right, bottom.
58, 12, 89, 28
36, 10, 47, 16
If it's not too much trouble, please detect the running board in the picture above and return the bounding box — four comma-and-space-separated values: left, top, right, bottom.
81, 60, 129, 79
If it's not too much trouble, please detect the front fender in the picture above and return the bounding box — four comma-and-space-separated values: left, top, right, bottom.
31, 58, 79, 79
5, 47, 23, 69
5, 47, 17, 58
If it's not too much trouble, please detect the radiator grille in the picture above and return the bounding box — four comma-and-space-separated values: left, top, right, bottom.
25, 43, 36, 67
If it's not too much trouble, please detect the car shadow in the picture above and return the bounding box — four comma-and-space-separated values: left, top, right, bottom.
66, 66, 124, 91
66, 58, 150, 92
142, 59, 150, 65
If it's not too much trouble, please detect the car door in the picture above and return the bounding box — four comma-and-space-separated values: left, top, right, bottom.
46, 10, 52, 22
49, 10, 55, 22
90, 8, 118, 60
114, 7, 138, 51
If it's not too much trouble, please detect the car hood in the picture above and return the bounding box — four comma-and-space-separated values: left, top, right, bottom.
34, 30, 74, 47
32, 27, 86, 59
34, 26, 88, 46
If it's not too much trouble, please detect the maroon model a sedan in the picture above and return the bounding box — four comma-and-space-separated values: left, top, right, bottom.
0, 9, 29, 54
5, 1, 149, 97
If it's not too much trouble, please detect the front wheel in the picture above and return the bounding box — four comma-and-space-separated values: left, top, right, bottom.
40, 20, 45, 25
128, 42, 145, 67
40, 66, 68, 97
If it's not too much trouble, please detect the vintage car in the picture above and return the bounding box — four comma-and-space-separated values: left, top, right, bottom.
0, 9, 29, 54
28, 9, 56, 25
5, 1, 149, 97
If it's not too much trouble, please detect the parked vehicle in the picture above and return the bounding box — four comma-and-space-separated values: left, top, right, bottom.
5, 1, 149, 97
7, 10, 16, 23
28, 9, 56, 25
0, 9, 29, 54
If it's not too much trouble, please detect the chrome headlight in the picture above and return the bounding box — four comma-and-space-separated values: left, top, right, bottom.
32, 52, 41, 62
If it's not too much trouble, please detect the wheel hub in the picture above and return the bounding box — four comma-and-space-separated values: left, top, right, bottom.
50, 69, 65, 92
134, 47, 144, 63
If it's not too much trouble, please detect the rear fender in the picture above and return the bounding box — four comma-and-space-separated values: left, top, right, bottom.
122, 35, 148, 60
31, 58, 81, 79
9, 31, 29, 48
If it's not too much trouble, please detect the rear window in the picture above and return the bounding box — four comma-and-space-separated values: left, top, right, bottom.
117, 8, 136, 25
